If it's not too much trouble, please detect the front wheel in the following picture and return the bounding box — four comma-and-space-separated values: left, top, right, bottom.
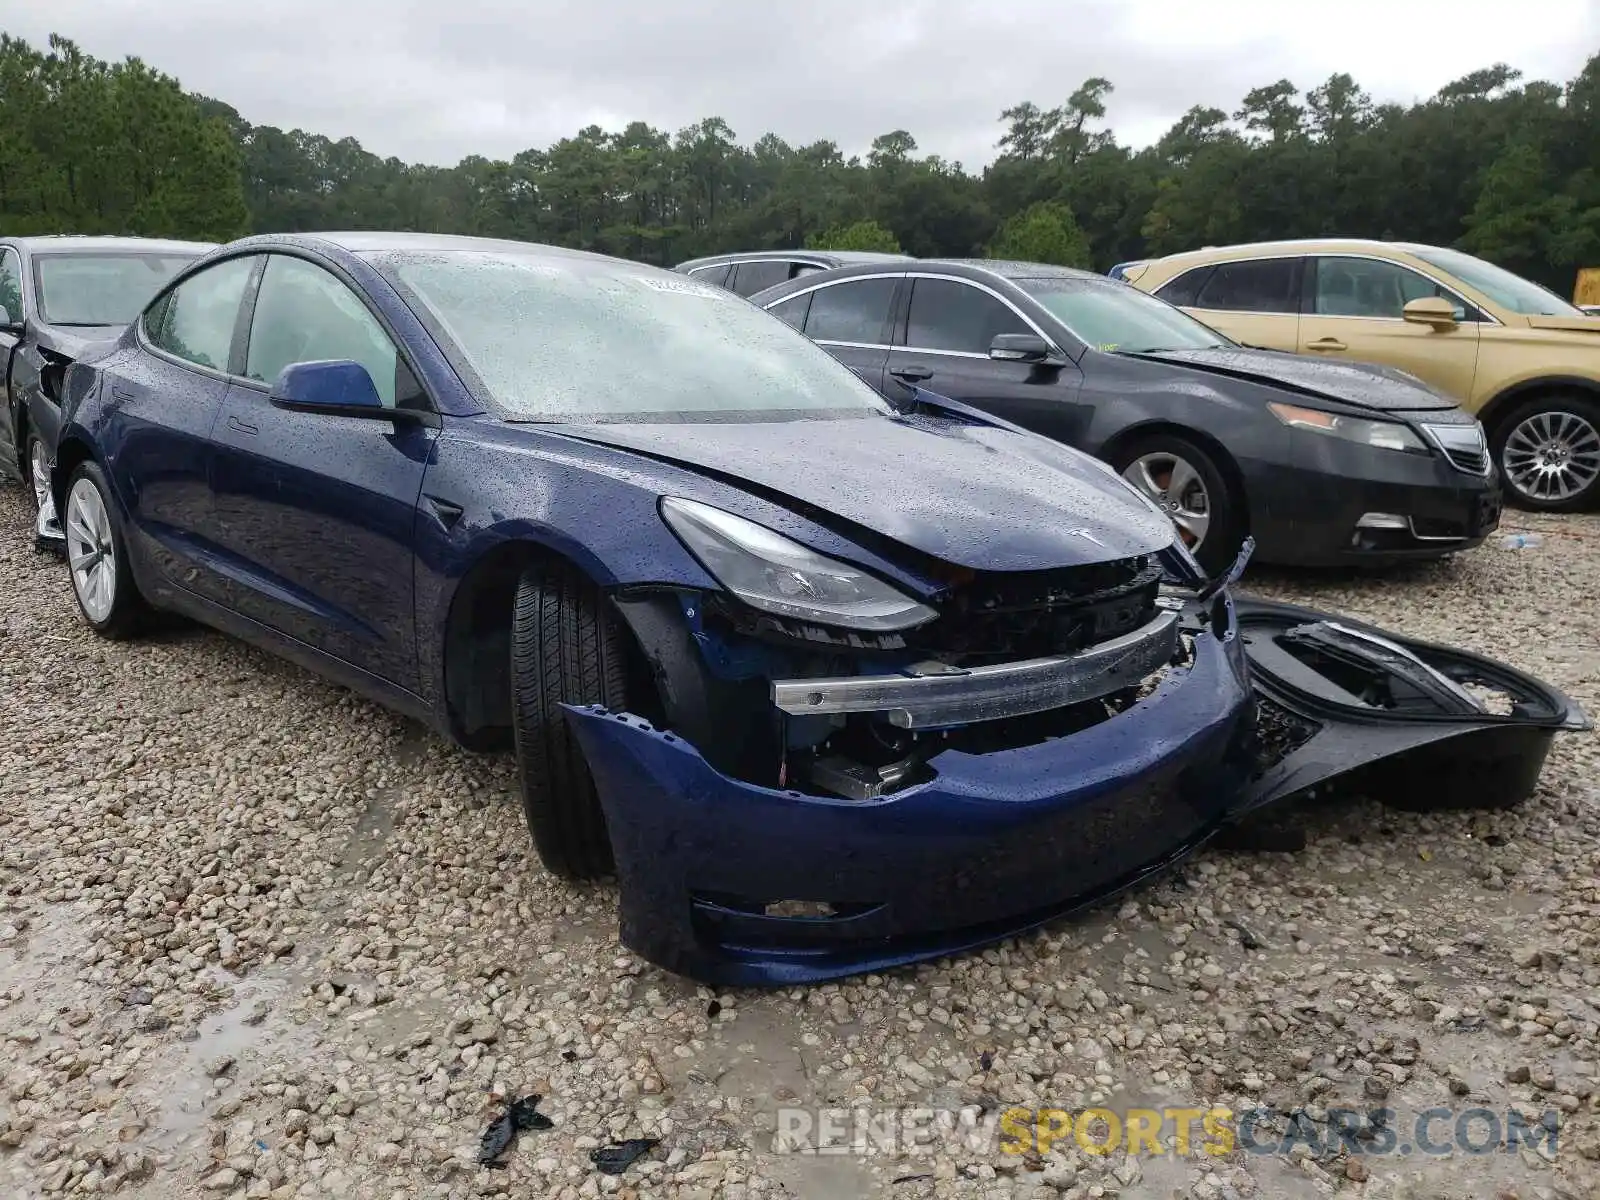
26, 433, 64, 547
63, 462, 150, 639
509, 563, 632, 880
1491, 394, 1600, 512
1111, 433, 1243, 574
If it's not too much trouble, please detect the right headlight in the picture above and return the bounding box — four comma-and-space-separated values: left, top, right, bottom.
1267, 402, 1428, 454
660, 497, 938, 632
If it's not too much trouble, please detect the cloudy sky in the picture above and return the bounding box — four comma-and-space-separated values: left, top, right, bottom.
5, 0, 1597, 168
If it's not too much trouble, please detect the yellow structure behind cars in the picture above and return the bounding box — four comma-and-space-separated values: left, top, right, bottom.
1127, 239, 1600, 511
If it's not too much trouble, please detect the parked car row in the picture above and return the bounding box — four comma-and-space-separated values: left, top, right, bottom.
4, 230, 1590, 987
685, 239, 1600, 518
1125, 239, 1600, 512
683, 254, 1502, 573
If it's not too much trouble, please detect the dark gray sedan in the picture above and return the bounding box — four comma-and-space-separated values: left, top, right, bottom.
751, 260, 1502, 571
1, 235, 212, 544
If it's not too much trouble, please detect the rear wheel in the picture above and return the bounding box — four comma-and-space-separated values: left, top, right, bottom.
63, 462, 150, 639
1491, 393, 1600, 512
1112, 433, 1243, 574
509, 562, 631, 880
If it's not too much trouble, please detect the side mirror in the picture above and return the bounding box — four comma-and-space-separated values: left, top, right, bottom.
269, 360, 391, 418
989, 332, 1064, 365
1402, 296, 1459, 329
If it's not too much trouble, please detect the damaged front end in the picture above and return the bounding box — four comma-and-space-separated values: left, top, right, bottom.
562, 527, 1588, 987
565, 538, 1259, 985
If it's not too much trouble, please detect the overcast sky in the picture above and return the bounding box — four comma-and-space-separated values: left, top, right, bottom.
5, 0, 1597, 169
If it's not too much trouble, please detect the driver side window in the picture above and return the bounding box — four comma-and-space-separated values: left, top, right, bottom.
1312, 257, 1474, 322
245, 255, 399, 406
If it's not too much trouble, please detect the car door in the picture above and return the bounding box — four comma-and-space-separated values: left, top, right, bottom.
100, 253, 260, 602
208, 251, 433, 689
1296, 255, 1482, 401
0, 246, 25, 479
882, 275, 1089, 442
765, 274, 901, 393
1169, 257, 1302, 351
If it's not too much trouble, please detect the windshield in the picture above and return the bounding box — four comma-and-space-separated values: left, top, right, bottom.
1015, 276, 1231, 353
379, 250, 893, 422
35, 253, 197, 326
1410, 247, 1584, 317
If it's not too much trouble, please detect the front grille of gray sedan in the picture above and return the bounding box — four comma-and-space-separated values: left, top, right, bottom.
1423, 422, 1492, 476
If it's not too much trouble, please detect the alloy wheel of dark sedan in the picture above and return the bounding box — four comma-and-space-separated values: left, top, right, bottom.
1113, 434, 1240, 572
28, 436, 49, 515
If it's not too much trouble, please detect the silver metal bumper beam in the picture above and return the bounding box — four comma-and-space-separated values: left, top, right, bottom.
770, 610, 1181, 730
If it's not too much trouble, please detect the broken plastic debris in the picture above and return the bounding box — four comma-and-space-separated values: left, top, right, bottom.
1501, 532, 1542, 549
590, 1137, 660, 1175
476, 1094, 554, 1166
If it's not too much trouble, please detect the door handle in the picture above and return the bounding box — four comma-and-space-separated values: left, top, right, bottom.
890, 365, 933, 382
227, 415, 259, 436
110, 386, 135, 402
1306, 337, 1347, 352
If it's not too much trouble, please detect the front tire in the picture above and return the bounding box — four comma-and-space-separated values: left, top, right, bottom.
1111, 432, 1243, 574
509, 563, 631, 880
1491, 393, 1600, 512
63, 462, 150, 639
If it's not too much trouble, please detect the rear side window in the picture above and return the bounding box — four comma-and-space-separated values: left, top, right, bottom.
905, 278, 1030, 354
1154, 266, 1211, 308
0, 248, 22, 323
1192, 258, 1298, 314
729, 260, 792, 296
768, 292, 811, 331
146, 255, 258, 372
803, 278, 898, 344
687, 263, 731, 288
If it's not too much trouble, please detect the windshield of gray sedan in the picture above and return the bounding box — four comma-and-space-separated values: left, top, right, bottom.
1016, 277, 1231, 354
35, 254, 196, 326
381, 251, 894, 421
1410, 246, 1584, 317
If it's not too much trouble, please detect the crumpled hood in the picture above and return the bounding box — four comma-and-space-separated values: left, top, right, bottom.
552, 412, 1177, 572
1139, 346, 1460, 412
34, 322, 124, 359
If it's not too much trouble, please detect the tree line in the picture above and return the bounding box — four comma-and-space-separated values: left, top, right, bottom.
4, 32, 1598, 294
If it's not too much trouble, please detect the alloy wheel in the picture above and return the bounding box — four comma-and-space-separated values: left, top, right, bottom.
1501, 410, 1600, 504
28, 438, 49, 513
66, 478, 117, 624
1121, 452, 1211, 552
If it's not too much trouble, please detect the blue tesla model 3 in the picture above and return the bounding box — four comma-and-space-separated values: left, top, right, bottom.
47, 233, 1583, 985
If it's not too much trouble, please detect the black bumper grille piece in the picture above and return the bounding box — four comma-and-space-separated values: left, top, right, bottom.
908, 556, 1163, 663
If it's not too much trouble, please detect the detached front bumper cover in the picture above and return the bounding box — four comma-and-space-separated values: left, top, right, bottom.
560, 580, 1588, 987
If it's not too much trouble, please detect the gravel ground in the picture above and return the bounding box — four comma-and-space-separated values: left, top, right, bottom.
1, 479, 1597, 1200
